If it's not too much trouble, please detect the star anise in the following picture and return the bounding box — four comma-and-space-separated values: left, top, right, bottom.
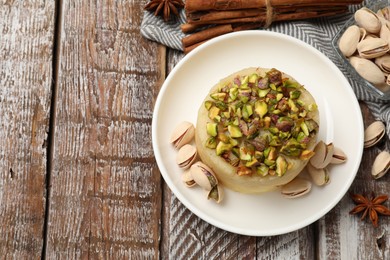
144, 0, 184, 22
349, 192, 390, 227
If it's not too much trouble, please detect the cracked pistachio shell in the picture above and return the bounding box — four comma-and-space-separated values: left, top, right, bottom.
176, 144, 198, 169
360, 28, 367, 41
375, 54, 390, 74
357, 38, 390, 59
307, 163, 330, 186
170, 121, 195, 149
206, 185, 224, 203
190, 161, 218, 191
309, 141, 334, 169
354, 7, 381, 34
376, 80, 390, 93
330, 147, 347, 164
377, 7, 390, 22
281, 178, 312, 199
380, 23, 390, 43
338, 25, 361, 57
349, 56, 385, 85
181, 169, 196, 187
364, 121, 386, 148
383, 76, 390, 93
372, 151, 390, 179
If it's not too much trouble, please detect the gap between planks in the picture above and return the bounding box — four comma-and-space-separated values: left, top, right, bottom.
41, 0, 63, 258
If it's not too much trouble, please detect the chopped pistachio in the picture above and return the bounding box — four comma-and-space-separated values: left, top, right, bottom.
228, 125, 243, 138
256, 164, 269, 176
218, 133, 230, 143
275, 156, 288, 176
205, 100, 213, 110
249, 73, 258, 84
239, 146, 252, 161
241, 75, 249, 85
215, 101, 228, 111
216, 142, 232, 156
229, 87, 238, 101
254, 151, 264, 161
258, 88, 270, 97
206, 122, 218, 137
263, 116, 271, 128
268, 147, 277, 160
208, 106, 220, 120
242, 104, 253, 120
246, 157, 259, 167
229, 137, 239, 146
300, 122, 310, 136
255, 101, 268, 118
205, 137, 217, 148
288, 99, 299, 112
289, 90, 301, 99
264, 158, 276, 167
299, 149, 315, 160
210, 92, 226, 101
223, 111, 231, 119
263, 147, 271, 158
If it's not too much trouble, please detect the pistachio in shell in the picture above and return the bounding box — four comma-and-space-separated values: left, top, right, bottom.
356, 38, 390, 59
377, 6, 390, 22
206, 185, 224, 203
375, 54, 390, 74
306, 163, 330, 186
181, 169, 197, 187
309, 141, 334, 169
330, 147, 347, 164
349, 56, 385, 86
176, 144, 198, 169
190, 161, 218, 191
364, 121, 386, 148
372, 150, 390, 179
380, 22, 390, 44
281, 178, 312, 199
338, 25, 361, 57
170, 121, 195, 149
354, 7, 381, 34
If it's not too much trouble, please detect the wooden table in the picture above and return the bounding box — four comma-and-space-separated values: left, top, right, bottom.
1, 1, 389, 259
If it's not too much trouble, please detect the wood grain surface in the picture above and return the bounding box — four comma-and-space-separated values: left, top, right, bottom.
0, 1, 55, 259
45, 0, 165, 258
0, 0, 389, 259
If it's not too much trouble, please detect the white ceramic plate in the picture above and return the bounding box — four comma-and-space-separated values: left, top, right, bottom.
152, 31, 364, 236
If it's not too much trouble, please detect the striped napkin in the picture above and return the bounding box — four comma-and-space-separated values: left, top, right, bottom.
140, 1, 390, 146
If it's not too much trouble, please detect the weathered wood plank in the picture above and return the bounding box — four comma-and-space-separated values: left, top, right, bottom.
317, 103, 390, 259
162, 49, 315, 259
45, 0, 165, 258
0, 1, 55, 258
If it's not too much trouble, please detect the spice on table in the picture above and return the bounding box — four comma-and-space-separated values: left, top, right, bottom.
182, 0, 363, 52
349, 192, 390, 227
144, 0, 184, 22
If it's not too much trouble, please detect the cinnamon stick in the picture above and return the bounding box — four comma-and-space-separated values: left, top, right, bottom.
186, 0, 362, 13
182, 24, 233, 47
181, 23, 204, 33
184, 22, 264, 54
186, 6, 349, 25
184, 40, 207, 54
188, 9, 263, 23
186, 0, 263, 13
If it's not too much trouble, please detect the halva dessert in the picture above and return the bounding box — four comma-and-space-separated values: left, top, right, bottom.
195, 67, 320, 193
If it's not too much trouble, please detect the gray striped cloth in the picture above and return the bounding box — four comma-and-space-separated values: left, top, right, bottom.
141, 1, 390, 148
